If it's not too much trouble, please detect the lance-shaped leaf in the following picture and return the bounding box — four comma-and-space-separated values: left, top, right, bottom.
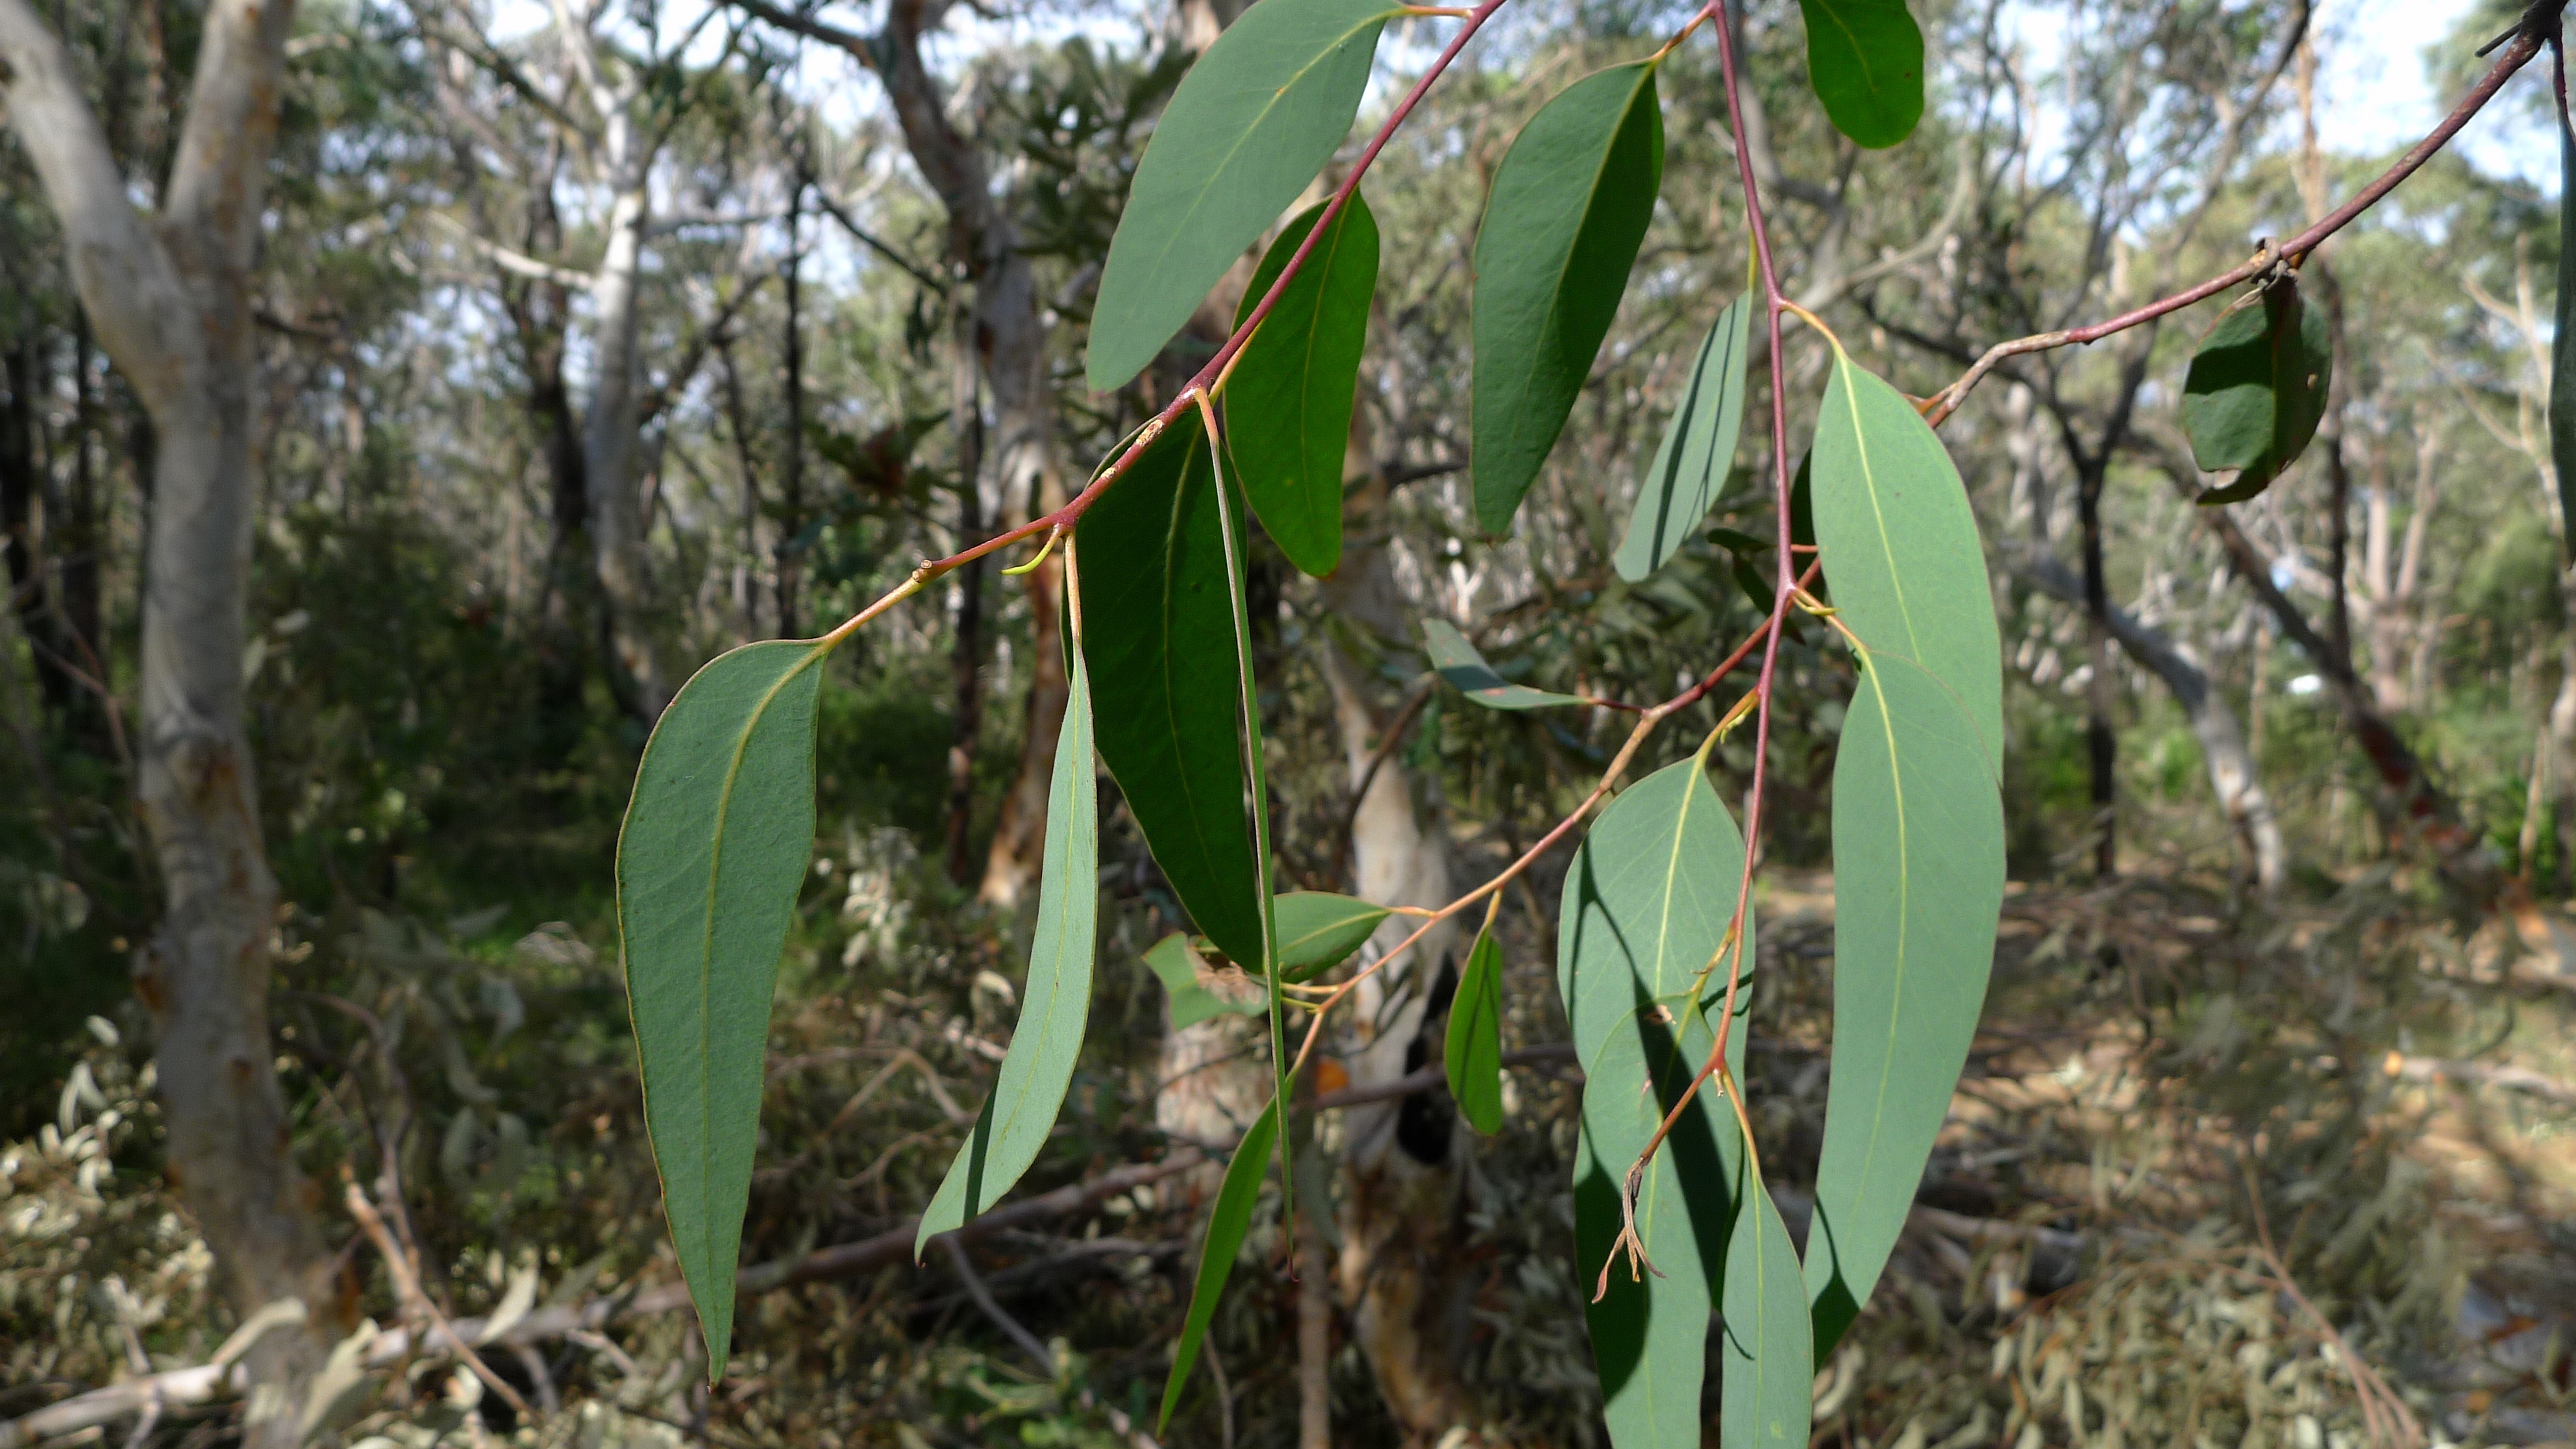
1617, 290, 1753, 582
1422, 617, 1587, 710
1089, 0, 1398, 391
1722, 1171, 1813, 1448
617, 638, 830, 1377
1228, 193, 1380, 578
1472, 60, 1665, 536
1077, 413, 1264, 969
2556, 88, 2576, 553
1272, 891, 1391, 982
2183, 282, 2333, 506
1160, 1098, 1279, 1431
1796, 0, 1924, 149
916, 652, 1098, 1255
1811, 344, 2003, 769
1446, 921, 1505, 1134
1560, 756, 1752, 1449
1805, 649, 2004, 1361
1143, 932, 1270, 1030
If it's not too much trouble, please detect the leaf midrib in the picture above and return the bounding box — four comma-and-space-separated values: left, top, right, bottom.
1834, 353, 1931, 668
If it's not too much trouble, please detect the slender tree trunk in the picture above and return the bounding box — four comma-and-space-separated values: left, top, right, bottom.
1, 1, 353, 1441
0, 336, 79, 724
776, 189, 807, 638
582, 175, 671, 718
943, 321, 988, 887
2076, 460, 2118, 878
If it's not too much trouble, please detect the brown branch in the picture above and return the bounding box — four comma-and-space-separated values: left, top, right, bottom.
344, 1183, 534, 1423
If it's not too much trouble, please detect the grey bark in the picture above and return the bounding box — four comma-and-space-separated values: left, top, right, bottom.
2008, 547, 2285, 890
0, 0, 353, 1441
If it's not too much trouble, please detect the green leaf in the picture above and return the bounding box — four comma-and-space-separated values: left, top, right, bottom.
1160, 1098, 1280, 1431
1422, 617, 1587, 710
1796, 0, 1924, 149
1445, 921, 1505, 1134
1089, 0, 1397, 391
916, 651, 1098, 1256
1721, 1171, 1813, 1449
1560, 755, 1752, 1449
617, 638, 830, 1378
1805, 649, 2004, 1360
1811, 345, 2002, 769
1077, 412, 1263, 968
2556, 87, 2576, 556
1617, 291, 1753, 582
1272, 891, 1391, 982
2181, 282, 2333, 505
1227, 193, 1380, 578
1471, 60, 1665, 536
1143, 932, 1269, 1030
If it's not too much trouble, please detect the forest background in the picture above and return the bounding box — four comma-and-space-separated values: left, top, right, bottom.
6, 0, 2576, 1444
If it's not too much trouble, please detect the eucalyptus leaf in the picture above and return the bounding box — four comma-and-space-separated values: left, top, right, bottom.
1142, 932, 1269, 1030
2182, 282, 2332, 505
617, 638, 830, 1378
1077, 412, 1264, 967
1721, 1174, 1813, 1448
1228, 193, 1380, 578
1561, 755, 1753, 1449
1805, 649, 2004, 1360
1811, 345, 2002, 768
1089, 0, 1398, 391
1617, 291, 1753, 582
916, 650, 1097, 1255
1446, 921, 1505, 1134
1272, 891, 1391, 982
1472, 60, 1665, 536
1796, 0, 1924, 149
1160, 1098, 1280, 1430
1422, 617, 1587, 710
2557, 89, 2576, 553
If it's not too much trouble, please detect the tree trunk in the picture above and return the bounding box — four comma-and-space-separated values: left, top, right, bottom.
2075, 460, 2118, 878
582, 175, 671, 718
943, 321, 989, 887
1, 1, 353, 1441
776, 190, 808, 638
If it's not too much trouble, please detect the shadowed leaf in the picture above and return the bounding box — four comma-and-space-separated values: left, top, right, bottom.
1721, 1167, 1813, 1448
2183, 282, 2332, 505
1797, 0, 1924, 149
1089, 0, 1397, 391
916, 650, 1097, 1255
1472, 60, 1665, 536
1446, 921, 1505, 1133
1160, 1098, 1280, 1430
617, 638, 829, 1378
1422, 617, 1588, 710
1228, 193, 1380, 578
1617, 291, 1753, 581
1142, 932, 1269, 1030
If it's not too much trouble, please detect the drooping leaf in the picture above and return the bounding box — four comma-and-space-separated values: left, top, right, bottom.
1805, 649, 2004, 1360
1089, 0, 1398, 391
2181, 282, 2333, 505
1272, 891, 1391, 982
1446, 921, 1505, 1134
1143, 932, 1270, 1030
1159, 1098, 1280, 1430
1796, 0, 1924, 149
1077, 413, 1263, 968
1560, 756, 1753, 1449
2557, 86, 2576, 554
617, 638, 830, 1377
1471, 60, 1665, 536
1721, 1169, 1814, 1448
1811, 345, 2002, 768
1617, 291, 1754, 582
917, 651, 1098, 1255
1228, 193, 1380, 578
1422, 617, 1587, 710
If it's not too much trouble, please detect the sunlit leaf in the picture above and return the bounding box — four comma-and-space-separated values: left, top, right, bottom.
1272, 891, 1391, 982
1721, 1172, 1813, 1448
1805, 649, 2004, 1360
1228, 193, 1379, 578
916, 651, 1098, 1254
1796, 0, 1924, 149
1089, 0, 1398, 391
1446, 921, 1505, 1134
1422, 617, 1587, 710
1160, 1098, 1280, 1430
1811, 344, 2002, 768
1617, 291, 1753, 582
1076, 412, 1263, 967
617, 638, 829, 1378
2183, 282, 2332, 505
1472, 60, 1665, 536
1561, 756, 1752, 1449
